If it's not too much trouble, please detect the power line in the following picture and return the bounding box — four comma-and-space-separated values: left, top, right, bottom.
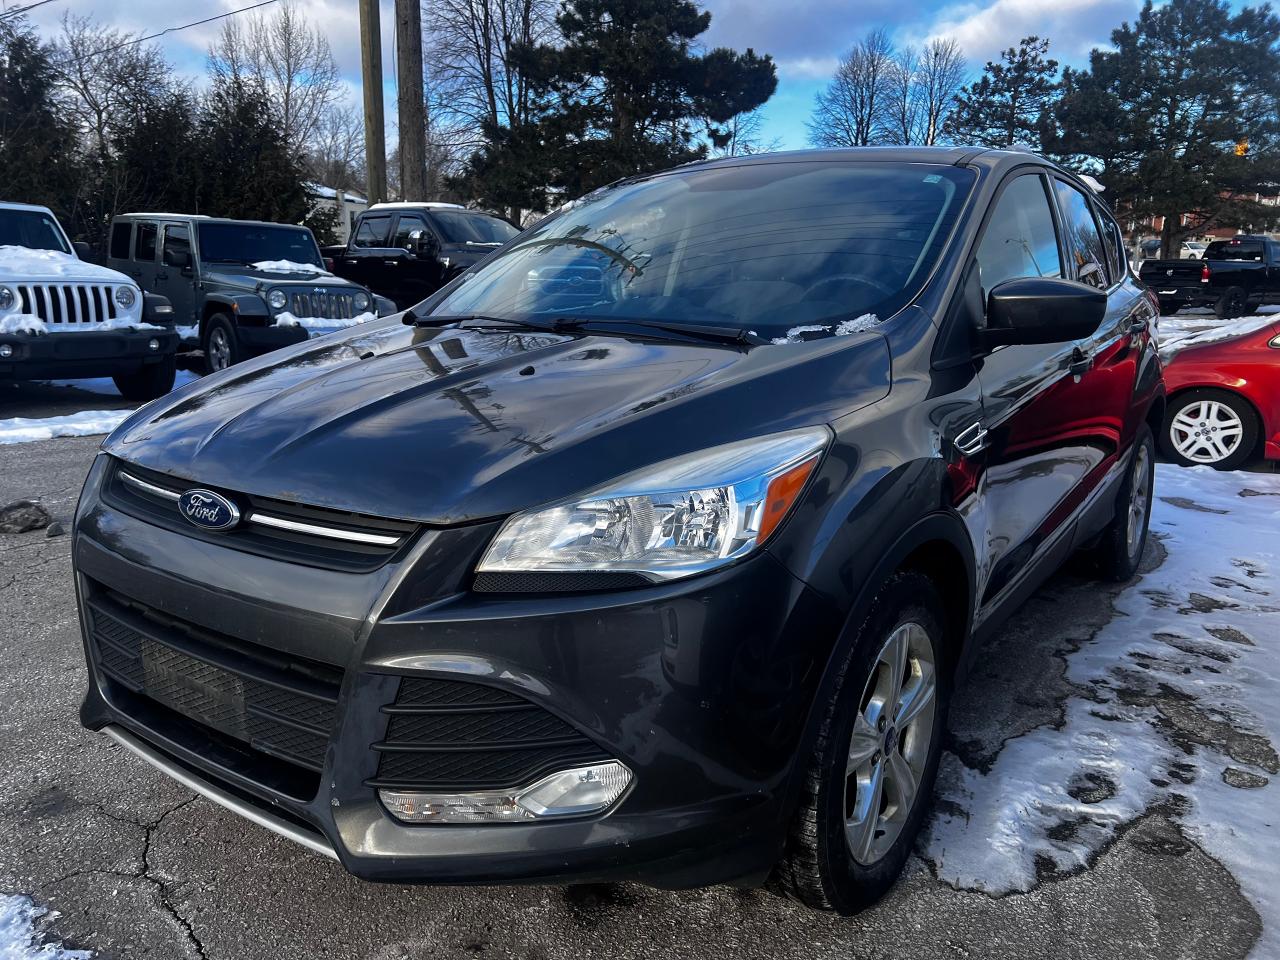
0, 0, 66, 22
71, 0, 281, 63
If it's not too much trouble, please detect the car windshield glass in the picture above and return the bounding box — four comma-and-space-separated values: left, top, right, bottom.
431, 210, 519, 245
0, 210, 70, 253
1205, 240, 1265, 261
426, 161, 975, 336
196, 223, 322, 267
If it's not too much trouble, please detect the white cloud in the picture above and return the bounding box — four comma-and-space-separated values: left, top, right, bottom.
915, 0, 1139, 65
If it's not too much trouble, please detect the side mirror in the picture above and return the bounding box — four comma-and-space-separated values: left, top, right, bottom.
408, 229, 440, 260
981, 277, 1106, 347
73, 241, 93, 261
165, 248, 191, 270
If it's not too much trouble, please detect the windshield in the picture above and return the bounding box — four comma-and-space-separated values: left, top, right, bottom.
0, 209, 70, 253
1205, 239, 1265, 262
197, 223, 322, 267
432, 210, 519, 246
426, 161, 975, 336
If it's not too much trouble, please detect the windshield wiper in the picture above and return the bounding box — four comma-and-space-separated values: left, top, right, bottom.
409, 312, 765, 346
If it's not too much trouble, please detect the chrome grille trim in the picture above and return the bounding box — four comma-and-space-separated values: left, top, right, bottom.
246, 512, 402, 546
119, 471, 181, 501
288, 290, 355, 320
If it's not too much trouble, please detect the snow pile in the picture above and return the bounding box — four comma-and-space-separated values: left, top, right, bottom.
0, 410, 133, 444
0, 245, 125, 284
0, 315, 45, 335
771, 314, 880, 344
251, 260, 331, 276
0, 894, 92, 958
274, 311, 376, 332
924, 464, 1280, 954
1157, 313, 1278, 362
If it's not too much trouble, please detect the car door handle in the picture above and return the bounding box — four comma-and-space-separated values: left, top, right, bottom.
1068, 351, 1093, 381
953, 421, 989, 457
383, 260, 399, 267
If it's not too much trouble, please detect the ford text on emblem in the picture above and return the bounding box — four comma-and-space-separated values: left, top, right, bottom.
178, 489, 240, 530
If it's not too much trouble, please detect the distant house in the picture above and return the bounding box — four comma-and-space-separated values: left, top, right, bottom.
307, 183, 368, 243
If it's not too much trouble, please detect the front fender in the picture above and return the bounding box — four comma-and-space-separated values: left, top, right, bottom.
204, 292, 270, 321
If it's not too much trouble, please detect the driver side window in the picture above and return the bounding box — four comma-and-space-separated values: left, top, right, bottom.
974, 174, 1063, 303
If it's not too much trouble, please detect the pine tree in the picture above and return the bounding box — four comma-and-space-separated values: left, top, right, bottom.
944, 37, 1058, 149
1046, 0, 1280, 257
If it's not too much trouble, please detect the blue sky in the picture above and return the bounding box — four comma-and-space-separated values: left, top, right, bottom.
13, 0, 1150, 150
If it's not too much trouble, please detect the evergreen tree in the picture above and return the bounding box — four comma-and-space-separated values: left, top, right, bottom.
0, 18, 83, 215
944, 37, 1058, 149
1046, 0, 1280, 257
489, 0, 777, 204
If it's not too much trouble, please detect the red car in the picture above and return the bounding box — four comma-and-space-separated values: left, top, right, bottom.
1159, 315, 1280, 468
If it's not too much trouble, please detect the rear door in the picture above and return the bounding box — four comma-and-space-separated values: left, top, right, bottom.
130, 220, 160, 293
157, 222, 197, 328
968, 171, 1097, 610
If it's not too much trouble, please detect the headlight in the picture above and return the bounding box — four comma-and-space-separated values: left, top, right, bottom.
267, 289, 288, 310
114, 286, 136, 308
0, 286, 13, 311
477, 427, 829, 582
353, 291, 371, 312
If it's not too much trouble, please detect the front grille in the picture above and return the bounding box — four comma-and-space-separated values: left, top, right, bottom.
288, 290, 357, 320
17, 283, 121, 324
369, 677, 611, 791
102, 458, 418, 572
86, 586, 343, 781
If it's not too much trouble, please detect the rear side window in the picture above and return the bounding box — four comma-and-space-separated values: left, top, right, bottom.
1054, 181, 1108, 288
1095, 204, 1127, 282
1204, 239, 1265, 261
353, 215, 392, 248
975, 174, 1063, 299
109, 222, 132, 260
135, 223, 157, 262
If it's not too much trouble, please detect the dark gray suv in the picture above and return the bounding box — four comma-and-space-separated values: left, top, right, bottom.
107, 214, 392, 372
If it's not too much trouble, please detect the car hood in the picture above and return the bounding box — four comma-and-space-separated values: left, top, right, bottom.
0, 246, 132, 285
201, 264, 365, 292
104, 318, 891, 524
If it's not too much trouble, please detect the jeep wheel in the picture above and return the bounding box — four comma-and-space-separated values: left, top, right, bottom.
202, 313, 241, 373
775, 572, 948, 913
112, 355, 176, 401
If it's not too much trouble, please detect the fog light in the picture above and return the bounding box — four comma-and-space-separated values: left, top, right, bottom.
148, 338, 160, 351
379, 761, 632, 824
0, 344, 12, 358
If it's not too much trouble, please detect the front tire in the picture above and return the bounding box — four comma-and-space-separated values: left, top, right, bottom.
112, 355, 176, 401
1162, 389, 1258, 470
775, 572, 949, 913
202, 313, 241, 374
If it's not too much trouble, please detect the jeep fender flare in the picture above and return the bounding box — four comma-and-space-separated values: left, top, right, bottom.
201, 293, 270, 332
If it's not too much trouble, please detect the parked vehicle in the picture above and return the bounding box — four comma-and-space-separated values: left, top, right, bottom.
1139, 235, 1280, 317
0, 202, 178, 399
107, 214, 393, 373
323, 202, 519, 310
1159, 316, 1280, 469
74, 147, 1162, 913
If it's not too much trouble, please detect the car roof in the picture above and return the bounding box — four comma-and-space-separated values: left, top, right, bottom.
114, 213, 314, 230
0, 201, 57, 215
366, 201, 467, 211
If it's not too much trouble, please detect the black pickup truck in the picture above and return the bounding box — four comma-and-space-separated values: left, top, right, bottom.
322, 203, 519, 310
1139, 235, 1280, 317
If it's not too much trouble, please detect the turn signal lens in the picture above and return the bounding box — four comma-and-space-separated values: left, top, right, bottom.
757, 456, 819, 543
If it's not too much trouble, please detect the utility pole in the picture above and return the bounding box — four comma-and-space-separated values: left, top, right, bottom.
359, 0, 388, 203
395, 0, 427, 200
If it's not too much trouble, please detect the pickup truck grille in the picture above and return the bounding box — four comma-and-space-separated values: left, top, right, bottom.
288, 290, 358, 320
16, 283, 122, 325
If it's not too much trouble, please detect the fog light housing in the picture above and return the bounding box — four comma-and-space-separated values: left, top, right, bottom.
148, 338, 160, 351
379, 760, 632, 824
0, 344, 12, 358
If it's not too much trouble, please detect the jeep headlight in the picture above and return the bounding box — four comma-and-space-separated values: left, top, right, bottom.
0, 286, 14, 311
114, 285, 136, 308
267, 289, 288, 310
477, 427, 829, 582
353, 290, 371, 312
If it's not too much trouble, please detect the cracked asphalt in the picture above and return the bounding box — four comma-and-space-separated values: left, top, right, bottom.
0, 434, 1267, 960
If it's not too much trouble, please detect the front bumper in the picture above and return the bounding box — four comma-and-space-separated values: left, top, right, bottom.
73, 455, 839, 888
0, 327, 178, 380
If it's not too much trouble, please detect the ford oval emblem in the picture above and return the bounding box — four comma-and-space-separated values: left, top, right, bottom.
178, 489, 240, 530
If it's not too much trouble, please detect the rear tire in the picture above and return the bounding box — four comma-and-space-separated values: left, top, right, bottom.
774, 572, 949, 913
1162, 389, 1258, 471
202, 313, 241, 374
1214, 286, 1248, 319
112, 355, 176, 401
1088, 425, 1155, 582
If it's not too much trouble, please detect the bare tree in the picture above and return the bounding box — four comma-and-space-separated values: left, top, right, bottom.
917, 38, 966, 145
884, 48, 919, 145
712, 108, 783, 157
208, 2, 342, 151
306, 105, 366, 192
807, 29, 896, 148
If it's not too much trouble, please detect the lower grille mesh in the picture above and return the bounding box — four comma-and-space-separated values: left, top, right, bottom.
370, 677, 610, 791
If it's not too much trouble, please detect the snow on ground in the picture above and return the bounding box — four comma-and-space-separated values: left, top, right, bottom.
273, 311, 377, 332
1157, 312, 1279, 362
0, 895, 91, 959
0, 410, 133, 444
924, 463, 1280, 957
251, 260, 331, 275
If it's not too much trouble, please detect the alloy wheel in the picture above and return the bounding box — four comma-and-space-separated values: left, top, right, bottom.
844, 621, 937, 866
208, 328, 232, 372
1169, 399, 1243, 464
1126, 443, 1151, 558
